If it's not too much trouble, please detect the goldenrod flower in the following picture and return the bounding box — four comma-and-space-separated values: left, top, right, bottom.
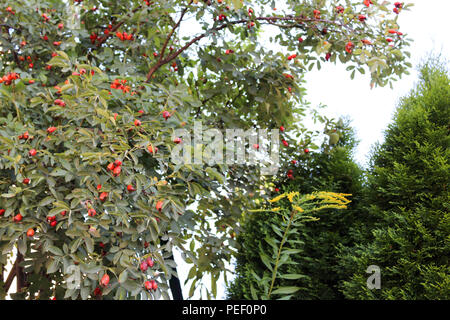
268, 193, 287, 203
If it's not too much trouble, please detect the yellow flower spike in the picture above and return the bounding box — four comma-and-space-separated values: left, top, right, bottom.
268, 193, 287, 203
287, 191, 299, 203
271, 207, 281, 212
293, 205, 304, 213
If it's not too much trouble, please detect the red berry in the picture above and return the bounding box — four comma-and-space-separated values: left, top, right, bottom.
140, 260, 148, 272
60, 210, 67, 216
97, 184, 102, 191
99, 192, 108, 201
156, 200, 163, 211
134, 119, 141, 126
93, 287, 102, 296
0, 209, 5, 216
127, 185, 135, 192
88, 208, 96, 217
114, 160, 122, 167
23, 178, 30, 185
14, 213, 23, 222
144, 280, 152, 290
304, 148, 310, 153
29, 149, 37, 156
47, 127, 57, 134
146, 257, 154, 268
282, 140, 289, 147
345, 41, 354, 54
107, 163, 115, 171
147, 145, 158, 154
50, 220, 57, 227
174, 137, 182, 144
151, 280, 157, 291
113, 166, 121, 176
100, 274, 110, 287
279, 126, 285, 132
162, 111, 171, 120
27, 228, 35, 237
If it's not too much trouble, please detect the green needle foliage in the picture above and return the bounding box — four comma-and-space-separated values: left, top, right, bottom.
339, 58, 450, 300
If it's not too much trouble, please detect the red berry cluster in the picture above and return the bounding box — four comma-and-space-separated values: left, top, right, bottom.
104, 24, 113, 35
46, 215, 57, 227
0, 72, 20, 86
116, 31, 133, 41
393, 2, 403, 14
54, 99, 66, 107
336, 6, 344, 14
140, 257, 155, 271
287, 169, 294, 179
107, 159, 123, 177
110, 79, 131, 94
313, 10, 320, 19
90, 32, 98, 44
144, 279, 158, 291
18, 131, 30, 140
287, 53, 297, 61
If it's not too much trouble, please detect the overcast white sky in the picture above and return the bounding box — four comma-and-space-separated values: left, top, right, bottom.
303, 0, 450, 166
176, 0, 450, 300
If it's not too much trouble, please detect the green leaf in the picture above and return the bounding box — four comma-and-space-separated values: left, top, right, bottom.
271, 286, 300, 295
279, 274, 308, 280
48, 246, 64, 256
118, 269, 128, 283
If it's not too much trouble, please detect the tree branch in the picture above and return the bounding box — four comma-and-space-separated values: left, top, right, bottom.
96, 6, 143, 46
158, 1, 193, 61
145, 15, 352, 82
3, 258, 17, 294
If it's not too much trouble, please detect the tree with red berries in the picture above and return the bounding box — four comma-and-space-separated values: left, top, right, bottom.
0, 0, 411, 299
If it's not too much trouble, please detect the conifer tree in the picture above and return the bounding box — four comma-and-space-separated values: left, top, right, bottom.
339, 58, 450, 299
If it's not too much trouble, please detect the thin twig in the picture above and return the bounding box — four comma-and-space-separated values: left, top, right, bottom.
145, 14, 354, 81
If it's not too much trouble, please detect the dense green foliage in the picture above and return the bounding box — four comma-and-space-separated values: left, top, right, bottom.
228, 121, 366, 299
0, 0, 412, 300
339, 59, 450, 299
228, 59, 449, 300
